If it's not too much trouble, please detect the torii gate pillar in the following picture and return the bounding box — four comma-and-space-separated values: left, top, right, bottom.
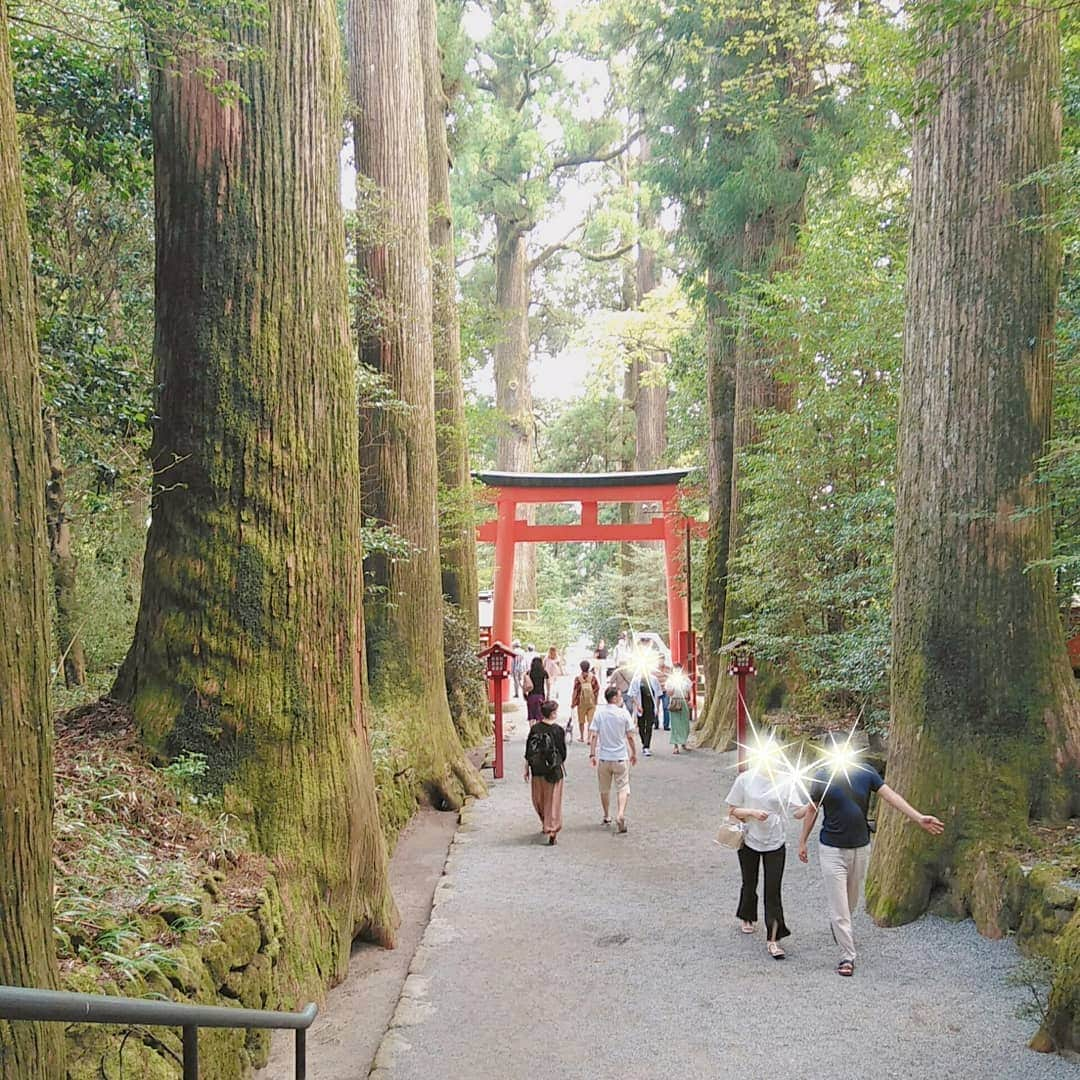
662, 502, 689, 665
492, 497, 517, 653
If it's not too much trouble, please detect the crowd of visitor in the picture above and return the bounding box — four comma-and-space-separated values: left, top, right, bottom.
517, 633, 945, 977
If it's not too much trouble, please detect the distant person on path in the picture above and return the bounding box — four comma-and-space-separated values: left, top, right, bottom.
523, 700, 567, 845
571, 660, 600, 743
544, 646, 563, 685
626, 669, 662, 757
607, 662, 632, 699
613, 632, 631, 670
595, 638, 608, 666
797, 738, 944, 976
658, 661, 671, 732
523, 655, 548, 724
666, 664, 691, 752
510, 639, 525, 699
589, 686, 638, 833
725, 761, 804, 959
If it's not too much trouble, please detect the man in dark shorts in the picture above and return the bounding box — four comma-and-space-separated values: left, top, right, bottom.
797, 737, 944, 976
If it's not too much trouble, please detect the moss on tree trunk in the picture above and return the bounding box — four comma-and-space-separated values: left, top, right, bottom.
866, 5, 1080, 932
420, 0, 480, 630
349, 0, 485, 810
696, 212, 799, 749
113, 1, 398, 995
0, 2, 66, 1069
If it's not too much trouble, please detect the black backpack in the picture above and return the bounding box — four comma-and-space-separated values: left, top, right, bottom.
526, 726, 559, 778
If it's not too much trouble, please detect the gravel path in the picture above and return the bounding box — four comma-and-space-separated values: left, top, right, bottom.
370, 718, 1076, 1080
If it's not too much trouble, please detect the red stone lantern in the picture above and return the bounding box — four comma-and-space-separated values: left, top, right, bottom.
725, 641, 756, 771
478, 641, 517, 779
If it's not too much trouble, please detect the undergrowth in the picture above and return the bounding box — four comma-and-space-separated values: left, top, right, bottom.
53, 701, 267, 983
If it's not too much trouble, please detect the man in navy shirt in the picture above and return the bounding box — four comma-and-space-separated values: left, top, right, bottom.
798, 737, 944, 976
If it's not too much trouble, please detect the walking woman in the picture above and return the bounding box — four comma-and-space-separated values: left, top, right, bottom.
626, 669, 661, 757
523, 655, 548, 724
666, 664, 691, 753
524, 700, 567, 844
725, 763, 802, 959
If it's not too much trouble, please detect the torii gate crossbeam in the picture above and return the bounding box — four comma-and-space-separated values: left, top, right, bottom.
474, 469, 704, 665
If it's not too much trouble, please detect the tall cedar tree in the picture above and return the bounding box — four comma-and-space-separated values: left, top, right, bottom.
350, 0, 485, 806
0, 0, 65, 1070
631, 132, 668, 485
113, 0, 397, 991
420, 0, 480, 630
866, 3, 1080, 930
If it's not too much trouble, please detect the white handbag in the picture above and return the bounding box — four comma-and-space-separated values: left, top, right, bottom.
714, 820, 745, 850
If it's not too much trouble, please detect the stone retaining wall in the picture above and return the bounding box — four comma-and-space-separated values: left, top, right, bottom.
63, 877, 286, 1079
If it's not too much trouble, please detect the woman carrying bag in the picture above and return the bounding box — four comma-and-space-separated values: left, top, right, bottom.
523, 655, 548, 724
724, 763, 803, 959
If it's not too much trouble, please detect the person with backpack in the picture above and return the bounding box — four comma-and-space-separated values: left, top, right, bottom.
665, 663, 691, 753
571, 660, 600, 743
522, 655, 547, 724
523, 700, 568, 845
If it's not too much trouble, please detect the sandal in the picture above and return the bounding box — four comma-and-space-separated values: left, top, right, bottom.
767, 942, 785, 960
740, 921, 755, 934
837, 959, 854, 977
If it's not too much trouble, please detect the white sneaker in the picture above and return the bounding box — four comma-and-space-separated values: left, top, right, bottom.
643, 748, 651, 756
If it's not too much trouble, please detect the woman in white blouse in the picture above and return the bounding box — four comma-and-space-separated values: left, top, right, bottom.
725, 765, 803, 959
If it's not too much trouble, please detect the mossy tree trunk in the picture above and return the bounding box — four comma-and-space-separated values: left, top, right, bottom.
695, 213, 799, 750
420, 0, 479, 629
113, 0, 397, 994
866, 4, 1080, 931
0, 1, 66, 1069
419, 0, 486, 745
350, 0, 485, 805
695, 273, 736, 742
44, 411, 87, 687
494, 222, 537, 615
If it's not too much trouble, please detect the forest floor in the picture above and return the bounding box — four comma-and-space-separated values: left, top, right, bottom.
264, 694, 1080, 1080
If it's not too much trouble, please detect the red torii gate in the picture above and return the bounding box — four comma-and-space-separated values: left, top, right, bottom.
475, 469, 703, 665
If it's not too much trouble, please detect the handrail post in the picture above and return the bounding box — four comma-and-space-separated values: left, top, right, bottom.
295, 1028, 306, 1079
183, 1025, 198, 1079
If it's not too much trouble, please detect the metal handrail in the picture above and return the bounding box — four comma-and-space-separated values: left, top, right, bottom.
0, 984, 317, 1078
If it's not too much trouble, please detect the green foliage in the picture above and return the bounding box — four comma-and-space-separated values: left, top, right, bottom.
720, 22, 910, 723
442, 602, 489, 745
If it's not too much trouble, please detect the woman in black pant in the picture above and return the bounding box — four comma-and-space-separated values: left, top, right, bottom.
724, 766, 802, 959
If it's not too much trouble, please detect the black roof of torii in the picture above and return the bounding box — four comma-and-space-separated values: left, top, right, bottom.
472, 468, 695, 490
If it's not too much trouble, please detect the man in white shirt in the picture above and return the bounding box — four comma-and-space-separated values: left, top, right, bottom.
588, 686, 638, 833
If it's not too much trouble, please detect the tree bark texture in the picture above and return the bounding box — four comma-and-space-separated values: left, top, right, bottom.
694, 275, 736, 745
494, 222, 537, 614
44, 412, 87, 687
631, 132, 668, 488
419, 0, 479, 630
866, 6, 1080, 931
695, 211, 798, 750
350, 0, 485, 805
114, 0, 397, 994
0, 0, 66, 1068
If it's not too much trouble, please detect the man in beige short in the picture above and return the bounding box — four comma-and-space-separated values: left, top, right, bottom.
589, 685, 638, 834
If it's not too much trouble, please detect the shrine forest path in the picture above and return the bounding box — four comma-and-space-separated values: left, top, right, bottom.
277, 697, 1079, 1080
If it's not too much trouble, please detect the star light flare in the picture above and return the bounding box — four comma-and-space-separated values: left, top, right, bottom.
736, 717, 873, 810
